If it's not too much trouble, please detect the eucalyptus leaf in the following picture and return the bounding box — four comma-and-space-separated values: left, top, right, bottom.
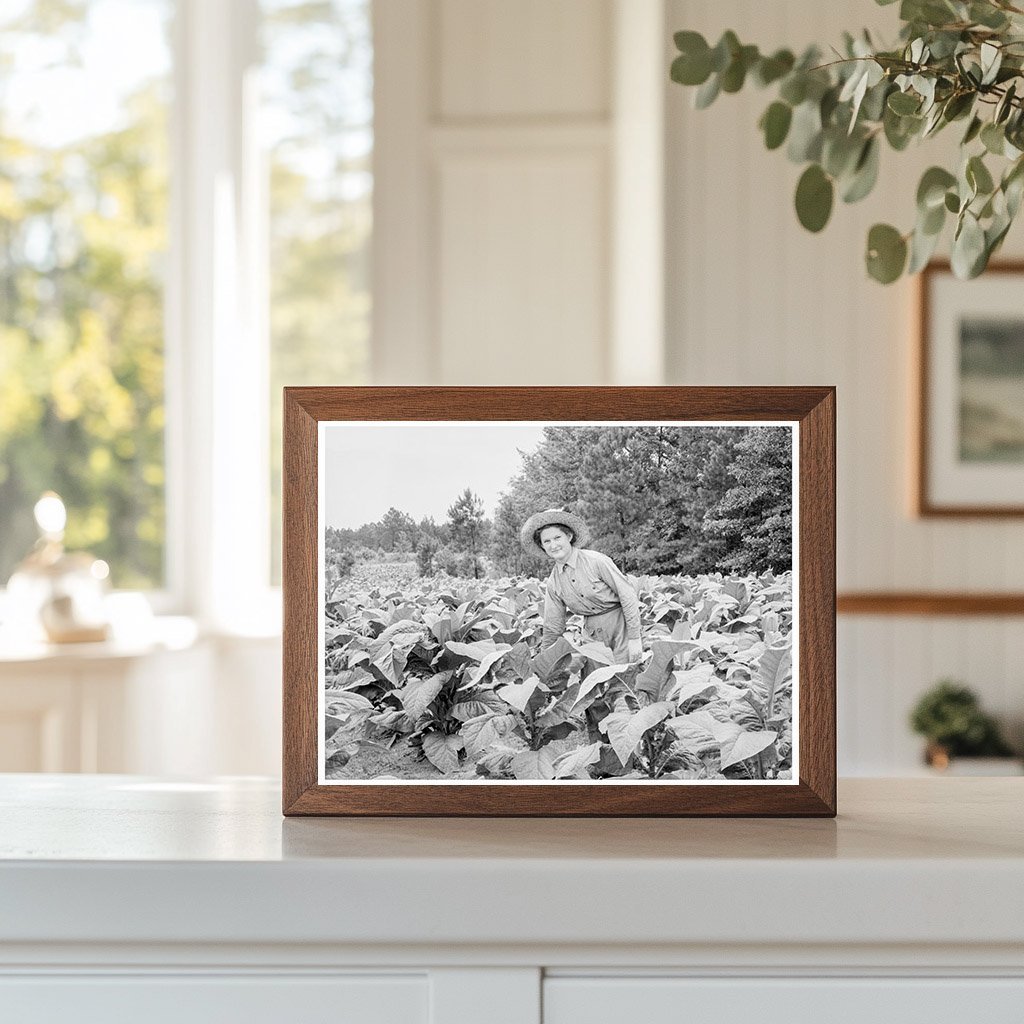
866, 223, 907, 283
841, 137, 880, 203
970, 2, 1009, 29
980, 42, 1002, 86
819, 84, 841, 127
795, 164, 834, 232
922, 101, 946, 137
917, 166, 957, 210
779, 74, 807, 106
822, 129, 863, 178
967, 154, 995, 196
951, 211, 986, 278
710, 31, 740, 73
1005, 159, 1024, 217
884, 105, 918, 150
760, 101, 792, 150
754, 50, 795, 87
981, 122, 1005, 155
942, 92, 974, 123
888, 90, 921, 115
860, 79, 892, 123
904, 1, 957, 29
996, 82, 1017, 125
986, 206, 1012, 255
671, 31, 713, 86
920, 200, 945, 235
721, 44, 759, 93
694, 72, 721, 109
926, 30, 962, 60
908, 221, 942, 273
913, 74, 936, 111
961, 115, 983, 145
787, 100, 823, 162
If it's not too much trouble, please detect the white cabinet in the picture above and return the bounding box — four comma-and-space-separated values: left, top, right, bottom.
1, 975, 428, 1024
544, 977, 1024, 1023
1, 777, 1022, 1022
0, 627, 282, 776
0, 634, 210, 773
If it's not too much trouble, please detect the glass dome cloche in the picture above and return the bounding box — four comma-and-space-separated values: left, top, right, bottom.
5, 492, 111, 644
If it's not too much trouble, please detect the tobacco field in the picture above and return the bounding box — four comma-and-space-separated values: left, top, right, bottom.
324, 571, 793, 782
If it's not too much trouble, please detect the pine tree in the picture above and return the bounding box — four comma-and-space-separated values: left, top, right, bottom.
446, 488, 487, 578
378, 507, 416, 553
702, 427, 793, 573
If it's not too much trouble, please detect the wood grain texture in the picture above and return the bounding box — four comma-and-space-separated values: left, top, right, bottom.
838, 592, 1024, 616
282, 387, 836, 817
282, 392, 319, 813
916, 260, 1024, 518
798, 389, 837, 815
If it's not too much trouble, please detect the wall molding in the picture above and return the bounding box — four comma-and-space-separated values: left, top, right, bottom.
838, 593, 1024, 616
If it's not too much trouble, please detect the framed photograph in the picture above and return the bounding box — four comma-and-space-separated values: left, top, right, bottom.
917, 261, 1024, 516
283, 387, 835, 816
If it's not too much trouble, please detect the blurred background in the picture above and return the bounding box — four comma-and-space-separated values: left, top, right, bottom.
0, 0, 1021, 778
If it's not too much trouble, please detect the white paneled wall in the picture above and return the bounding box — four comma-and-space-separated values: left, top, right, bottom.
435, 0, 611, 385
437, 144, 609, 384
370, 0, 1024, 774
666, 0, 1024, 772
437, 0, 610, 119
374, 0, 629, 385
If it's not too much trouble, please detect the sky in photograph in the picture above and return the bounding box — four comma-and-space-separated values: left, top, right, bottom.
323, 422, 548, 529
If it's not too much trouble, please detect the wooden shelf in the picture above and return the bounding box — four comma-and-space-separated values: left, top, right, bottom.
838, 593, 1024, 616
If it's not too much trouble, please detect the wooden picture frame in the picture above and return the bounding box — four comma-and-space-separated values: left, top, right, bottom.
283, 387, 836, 816
916, 261, 1024, 517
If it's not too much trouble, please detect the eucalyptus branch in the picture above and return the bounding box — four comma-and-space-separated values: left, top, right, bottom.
670, 0, 1024, 283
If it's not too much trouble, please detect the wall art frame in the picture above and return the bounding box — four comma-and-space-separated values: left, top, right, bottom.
282, 386, 836, 817
917, 260, 1024, 517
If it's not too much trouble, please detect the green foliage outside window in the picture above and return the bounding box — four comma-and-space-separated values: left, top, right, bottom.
0, 0, 170, 587
264, 0, 372, 583
0, 0, 373, 591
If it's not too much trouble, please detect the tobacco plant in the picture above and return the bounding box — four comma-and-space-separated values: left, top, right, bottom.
324, 572, 794, 782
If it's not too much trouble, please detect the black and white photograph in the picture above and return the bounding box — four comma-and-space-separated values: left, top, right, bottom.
319, 421, 798, 784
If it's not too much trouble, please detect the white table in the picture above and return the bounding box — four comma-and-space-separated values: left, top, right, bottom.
1, 776, 1022, 1022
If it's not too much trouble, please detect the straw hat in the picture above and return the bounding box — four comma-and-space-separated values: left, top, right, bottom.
519, 508, 590, 558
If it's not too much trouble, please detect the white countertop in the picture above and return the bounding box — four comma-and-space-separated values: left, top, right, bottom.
1, 776, 1022, 950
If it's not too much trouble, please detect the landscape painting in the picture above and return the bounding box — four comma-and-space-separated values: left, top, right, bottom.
959, 316, 1024, 463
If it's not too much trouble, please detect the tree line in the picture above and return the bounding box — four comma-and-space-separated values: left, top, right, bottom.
326, 425, 793, 580
325, 488, 489, 580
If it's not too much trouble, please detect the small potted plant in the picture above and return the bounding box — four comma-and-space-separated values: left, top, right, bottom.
910, 680, 1020, 774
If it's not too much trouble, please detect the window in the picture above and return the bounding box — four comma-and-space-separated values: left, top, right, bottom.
0, 0, 373, 616
0, 0, 172, 589
261, 0, 373, 582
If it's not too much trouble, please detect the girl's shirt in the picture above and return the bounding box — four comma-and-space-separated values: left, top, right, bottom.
541, 547, 641, 647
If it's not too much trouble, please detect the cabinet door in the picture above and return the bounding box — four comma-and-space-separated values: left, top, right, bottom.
0, 974, 427, 1024
0, 673, 81, 771
544, 977, 1024, 1023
